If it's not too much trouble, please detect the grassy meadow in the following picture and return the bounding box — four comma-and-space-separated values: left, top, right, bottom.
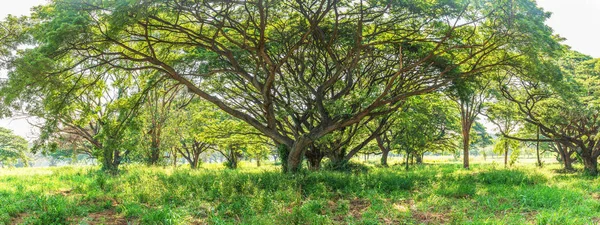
1, 159, 600, 225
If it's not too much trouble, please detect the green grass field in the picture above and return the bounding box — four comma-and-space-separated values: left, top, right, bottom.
1, 161, 599, 225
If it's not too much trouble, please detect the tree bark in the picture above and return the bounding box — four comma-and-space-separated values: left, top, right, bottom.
582, 156, 598, 176
381, 149, 390, 167
190, 158, 200, 169
504, 140, 508, 168
149, 135, 161, 165
287, 139, 310, 173
405, 151, 410, 170
536, 126, 542, 167
172, 148, 178, 168
305, 145, 324, 171
416, 153, 423, 164
102, 147, 121, 175
462, 126, 470, 169
376, 136, 390, 167
556, 142, 574, 171
328, 149, 347, 170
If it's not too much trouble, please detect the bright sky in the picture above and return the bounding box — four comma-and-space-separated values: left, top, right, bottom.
0, 0, 599, 139
537, 0, 600, 57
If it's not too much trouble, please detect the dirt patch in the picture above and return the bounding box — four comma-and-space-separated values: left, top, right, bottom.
412, 211, 450, 224
10, 213, 29, 224
57, 189, 73, 196
71, 209, 128, 225
592, 192, 600, 200
53, 188, 83, 198
349, 198, 370, 219
393, 199, 416, 213
522, 211, 538, 224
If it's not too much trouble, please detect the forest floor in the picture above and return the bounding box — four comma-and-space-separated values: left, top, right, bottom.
1, 160, 599, 225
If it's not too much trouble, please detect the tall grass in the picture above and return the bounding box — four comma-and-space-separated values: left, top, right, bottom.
0, 163, 598, 224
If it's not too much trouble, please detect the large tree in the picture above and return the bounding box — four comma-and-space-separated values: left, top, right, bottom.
4, 0, 555, 173
499, 50, 600, 175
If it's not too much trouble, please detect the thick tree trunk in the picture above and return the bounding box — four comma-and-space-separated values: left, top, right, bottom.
376, 136, 389, 167
229, 147, 239, 169
148, 128, 161, 165
287, 139, 310, 173
305, 145, 324, 171
381, 149, 390, 167
307, 156, 323, 170
102, 148, 121, 175
149, 147, 160, 165
416, 153, 423, 164
556, 143, 574, 171
582, 156, 598, 176
256, 157, 261, 167
190, 159, 200, 169
328, 150, 347, 170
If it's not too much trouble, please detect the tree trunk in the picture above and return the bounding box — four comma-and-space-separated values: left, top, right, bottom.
376, 136, 389, 167
416, 153, 423, 164
328, 149, 347, 170
536, 127, 542, 167
504, 140, 508, 168
148, 127, 161, 165
307, 156, 323, 170
556, 142, 574, 171
172, 148, 178, 168
405, 151, 410, 170
381, 149, 390, 167
102, 145, 120, 175
582, 155, 598, 176
462, 126, 470, 169
287, 139, 310, 173
305, 145, 324, 171
149, 144, 160, 165
229, 147, 239, 169
256, 157, 261, 167
190, 158, 200, 169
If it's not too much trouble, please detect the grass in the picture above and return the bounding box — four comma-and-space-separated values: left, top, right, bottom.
0, 161, 599, 224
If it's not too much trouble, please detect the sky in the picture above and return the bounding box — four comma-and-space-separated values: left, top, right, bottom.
537, 0, 600, 57
0, 0, 600, 139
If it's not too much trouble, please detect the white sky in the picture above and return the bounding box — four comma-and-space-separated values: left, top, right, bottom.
0, 0, 600, 139
537, 0, 600, 57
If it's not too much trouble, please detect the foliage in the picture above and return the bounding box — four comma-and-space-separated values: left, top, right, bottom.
0, 0, 556, 173
0, 127, 29, 167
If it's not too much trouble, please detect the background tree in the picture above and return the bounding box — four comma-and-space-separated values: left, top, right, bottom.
0, 127, 29, 167
447, 77, 492, 169
139, 81, 183, 166
471, 121, 493, 160
498, 49, 600, 175
1, 58, 156, 173
485, 95, 522, 167
375, 94, 459, 169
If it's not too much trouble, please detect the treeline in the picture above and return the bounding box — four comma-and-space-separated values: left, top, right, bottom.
0, 0, 598, 175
